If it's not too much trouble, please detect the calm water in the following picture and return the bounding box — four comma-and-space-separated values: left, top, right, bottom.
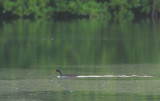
0, 19, 160, 101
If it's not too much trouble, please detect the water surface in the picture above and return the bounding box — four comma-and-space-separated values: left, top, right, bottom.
0, 19, 160, 101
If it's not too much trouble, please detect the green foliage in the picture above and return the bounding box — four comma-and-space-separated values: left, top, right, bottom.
0, 0, 157, 20
128, 0, 141, 8
54, 0, 111, 19
140, 0, 152, 14
108, 0, 135, 21
2, 0, 54, 18
79, 1, 111, 19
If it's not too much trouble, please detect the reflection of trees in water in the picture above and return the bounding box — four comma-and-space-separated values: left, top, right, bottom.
152, 0, 158, 20
152, 0, 158, 29
152, 0, 158, 44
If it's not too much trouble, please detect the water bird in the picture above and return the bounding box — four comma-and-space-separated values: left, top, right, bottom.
54, 69, 78, 78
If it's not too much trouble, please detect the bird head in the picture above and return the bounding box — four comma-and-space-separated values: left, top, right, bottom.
55, 69, 61, 73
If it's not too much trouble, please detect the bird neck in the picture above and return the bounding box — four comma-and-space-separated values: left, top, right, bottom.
58, 71, 63, 76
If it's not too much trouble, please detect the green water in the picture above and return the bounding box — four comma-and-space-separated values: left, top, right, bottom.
0, 19, 160, 101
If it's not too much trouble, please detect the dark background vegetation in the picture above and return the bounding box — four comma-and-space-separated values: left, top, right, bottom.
0, 0, 159, 21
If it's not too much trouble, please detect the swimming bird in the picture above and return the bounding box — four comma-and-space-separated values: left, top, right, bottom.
55, 69, 78, 78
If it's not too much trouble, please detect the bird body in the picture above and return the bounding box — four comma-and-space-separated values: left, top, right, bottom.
55, 70, 78, 78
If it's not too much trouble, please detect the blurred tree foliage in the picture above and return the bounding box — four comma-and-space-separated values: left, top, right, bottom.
0, 0, 159, 20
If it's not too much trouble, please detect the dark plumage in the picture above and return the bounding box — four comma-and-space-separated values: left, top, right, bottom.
55, 69, 78, 78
